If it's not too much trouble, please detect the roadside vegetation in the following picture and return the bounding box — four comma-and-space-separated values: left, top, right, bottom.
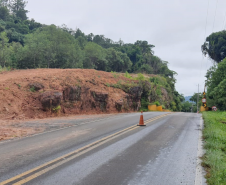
119, 72, 184, 112
202, 111, 226, 184
202, 31, 226, 110
201, 28, 226, 185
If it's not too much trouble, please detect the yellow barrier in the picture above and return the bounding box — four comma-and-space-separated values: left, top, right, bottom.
164, 109, 171, 112
200, 106, 206, 112
157, 106, 163, 111
148, 105, 157, 111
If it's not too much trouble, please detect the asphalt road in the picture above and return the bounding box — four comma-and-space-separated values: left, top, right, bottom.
0, 112, 206, 185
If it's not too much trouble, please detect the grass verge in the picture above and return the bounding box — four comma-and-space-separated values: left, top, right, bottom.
0, 66, 9, 73
202, 111, 226, 184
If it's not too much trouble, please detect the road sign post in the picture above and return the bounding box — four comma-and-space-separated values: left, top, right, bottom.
202, 98, 206, 103
212, 106, 217, 111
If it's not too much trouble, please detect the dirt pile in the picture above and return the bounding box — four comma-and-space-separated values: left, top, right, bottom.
0, 69, 147, 121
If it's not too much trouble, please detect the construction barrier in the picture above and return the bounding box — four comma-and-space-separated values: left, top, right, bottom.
200, 106, 206, 112
157, 106, 163, 111
148, 104, 157, 111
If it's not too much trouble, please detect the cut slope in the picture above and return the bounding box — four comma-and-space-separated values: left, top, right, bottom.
0, 69, 139, 120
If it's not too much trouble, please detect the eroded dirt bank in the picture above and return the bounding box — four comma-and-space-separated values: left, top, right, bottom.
0, 69, 151, 140
0, 69, 144, 119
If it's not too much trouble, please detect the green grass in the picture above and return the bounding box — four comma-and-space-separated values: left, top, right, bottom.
0, 66, 9, 73
29, 87, 36, 92
202, 111, 226, 185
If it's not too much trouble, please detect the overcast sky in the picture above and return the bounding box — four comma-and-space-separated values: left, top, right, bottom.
27, 0, 226, 96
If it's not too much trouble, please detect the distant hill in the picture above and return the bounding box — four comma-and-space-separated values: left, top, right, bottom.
184, 96, 195, 103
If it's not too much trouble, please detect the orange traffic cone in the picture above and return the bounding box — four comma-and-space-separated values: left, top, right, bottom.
137, 111, 146, 126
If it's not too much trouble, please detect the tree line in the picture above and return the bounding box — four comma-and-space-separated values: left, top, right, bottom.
0, 0, 175, 76
0, 0, 184, 111
202, 31, 226, 110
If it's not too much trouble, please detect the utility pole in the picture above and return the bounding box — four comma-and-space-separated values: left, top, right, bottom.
197, 84, 199, 113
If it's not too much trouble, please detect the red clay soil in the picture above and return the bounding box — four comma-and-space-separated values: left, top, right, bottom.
0, 69, 137, 141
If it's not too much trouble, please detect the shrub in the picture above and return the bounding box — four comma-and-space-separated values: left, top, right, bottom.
124, 71, 132, 79
139, 108, 148, 112
0, 66, 9, 73
140, 98, 149, 110
154, 101, 160, 106
136, 73, 145, 81
30, 87, 35, 92
52, 105, 61, 113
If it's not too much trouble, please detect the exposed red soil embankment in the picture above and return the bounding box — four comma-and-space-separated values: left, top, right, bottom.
0, 69, 144, 140
0, 69, 138, 120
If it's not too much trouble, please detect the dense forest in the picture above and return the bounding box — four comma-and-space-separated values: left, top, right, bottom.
0, 0, 184, 111
202, 31, 226, 110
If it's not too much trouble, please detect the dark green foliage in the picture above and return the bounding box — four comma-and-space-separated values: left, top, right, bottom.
181, 101, 195, 112
106, 48, 132, 72
0, 0, 42, 47
189, 93, 202, 104
140, 97, 149, 111
0, 6, 9, 20
10, 0, 28, 20
189, 93, 202, 109
202, 31, 226, 63
205, 58, 226, 110
154, 101, 160, 106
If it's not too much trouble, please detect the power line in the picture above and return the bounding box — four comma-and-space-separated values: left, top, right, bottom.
212, 0, 219, 33
200, 0, 210, 78
204, 0, 210, 38
223, 11, 226, 30
223, 12, 226, 30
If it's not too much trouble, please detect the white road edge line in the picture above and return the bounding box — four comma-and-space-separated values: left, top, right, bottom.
195, 116, 206, 185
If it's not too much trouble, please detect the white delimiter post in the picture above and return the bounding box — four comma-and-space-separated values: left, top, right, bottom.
197, 84, 199, 113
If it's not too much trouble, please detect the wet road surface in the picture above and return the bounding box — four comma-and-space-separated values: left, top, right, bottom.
0, 112, 206, 185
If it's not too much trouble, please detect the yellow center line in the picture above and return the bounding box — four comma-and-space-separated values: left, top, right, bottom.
14, 126, 139, 185
0, 113, 171, 185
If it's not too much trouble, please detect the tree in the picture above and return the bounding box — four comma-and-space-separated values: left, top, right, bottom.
134, 40, 154, 55
106, 48, 132, 72
205, 58, 226, 110
181, 101, 193, 112
83, 42, 105, 69
211, 79, 226, 110
74, 28, 85, 39
202, 31, 226, 63
8, 41, 22, 68
76, 36, 87, 50
27, 19, 42, 31
190, 93, 202, 105
0, 31, 11, 67
0, 6, 9, 20
9, 0, 28, 20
